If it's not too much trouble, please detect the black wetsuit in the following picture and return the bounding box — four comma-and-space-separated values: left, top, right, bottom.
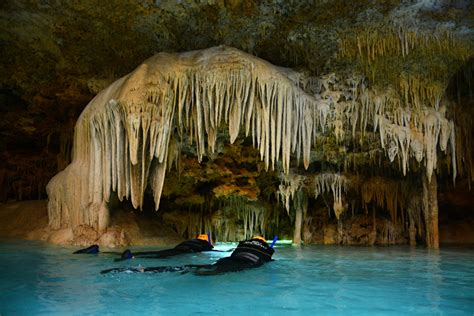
73, 245, 99, 254
101, 238, 274, 275
116, 239, 214, 261
192, 238, 274, 275
74, 239, 214, 261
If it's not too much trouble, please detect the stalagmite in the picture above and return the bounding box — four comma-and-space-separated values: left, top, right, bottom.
422, 172, 439, 249
407, 191, 423, 247
292, 190, 307, 246
294, 206, 303, 245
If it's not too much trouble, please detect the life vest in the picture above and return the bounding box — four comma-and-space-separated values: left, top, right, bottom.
174, 239, 214, 252
230, 238, 275, 264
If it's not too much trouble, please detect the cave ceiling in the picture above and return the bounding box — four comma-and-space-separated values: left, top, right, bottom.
0, 0, 473, 203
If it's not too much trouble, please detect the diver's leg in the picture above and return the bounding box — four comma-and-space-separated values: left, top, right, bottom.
193, 258, 261, 275
144, 266, 187, 273
113, 248, 189, 262
100, 267, 145, 274
101, 265, 188, 274
73, 245, 126, 255
132, 249, 190, 258
101, 251, 124, 255
73, 245, 99, 254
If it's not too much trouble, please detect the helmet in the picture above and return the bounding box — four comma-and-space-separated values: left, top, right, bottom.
197, 234, 209, 242
252, 236, 266, 243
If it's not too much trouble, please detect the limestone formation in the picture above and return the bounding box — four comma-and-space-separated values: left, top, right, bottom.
46, 45, 461, 248
2, 1, 472, 247
47, 46, 330, 231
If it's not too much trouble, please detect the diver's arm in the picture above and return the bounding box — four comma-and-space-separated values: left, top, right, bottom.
209, 248, 235, 252
101, 265, 188, 274
100, 267, 144, 274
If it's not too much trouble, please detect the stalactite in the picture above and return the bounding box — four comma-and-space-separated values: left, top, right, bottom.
313, 173, 348, 220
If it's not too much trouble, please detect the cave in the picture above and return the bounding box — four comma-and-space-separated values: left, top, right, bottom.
0, 1, 473, 314
1, 0, 472, 247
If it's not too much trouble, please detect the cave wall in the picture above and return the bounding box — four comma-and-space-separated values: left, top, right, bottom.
1, 0, 473, 246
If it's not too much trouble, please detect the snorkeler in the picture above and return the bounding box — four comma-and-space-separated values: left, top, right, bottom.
114, 234, 214, 261
191, 235, 276, 275
100, 236, 276, 275
73, 234, 214, 261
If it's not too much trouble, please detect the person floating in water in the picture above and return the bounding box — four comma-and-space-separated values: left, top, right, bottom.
191, 235, 276, 275
115, 234, 214, 261
100, 236, 276, 276
73, 234, 214, 261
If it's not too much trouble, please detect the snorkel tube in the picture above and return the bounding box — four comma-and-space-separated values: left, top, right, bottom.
270, 236, 278, 248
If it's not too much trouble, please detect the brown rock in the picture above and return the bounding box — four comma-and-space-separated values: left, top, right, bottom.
48, 228, 74, 245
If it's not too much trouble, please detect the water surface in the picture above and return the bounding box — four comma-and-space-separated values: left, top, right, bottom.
0, 240, 473, 315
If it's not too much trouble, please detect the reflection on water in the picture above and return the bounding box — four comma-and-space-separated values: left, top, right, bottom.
0, 240, 473, 315
36, 252, 108, 314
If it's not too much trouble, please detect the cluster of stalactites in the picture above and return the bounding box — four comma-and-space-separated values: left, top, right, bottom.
47, 46, 330, 229
378, 103, 456, 181
303, 73, 457, 183
208, 196, 270, 242
278, 172, 348, 220
360, 176, 408, 226
278, 172, 306, 213
313, 173, 348, 220
278, 172, 414, 225
47, 46, 460, 231
95, 48, 329, 209
168, 196, 274, 242
339, 26, 469, 66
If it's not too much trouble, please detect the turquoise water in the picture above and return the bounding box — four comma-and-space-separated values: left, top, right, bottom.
0, 240, 473, 315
